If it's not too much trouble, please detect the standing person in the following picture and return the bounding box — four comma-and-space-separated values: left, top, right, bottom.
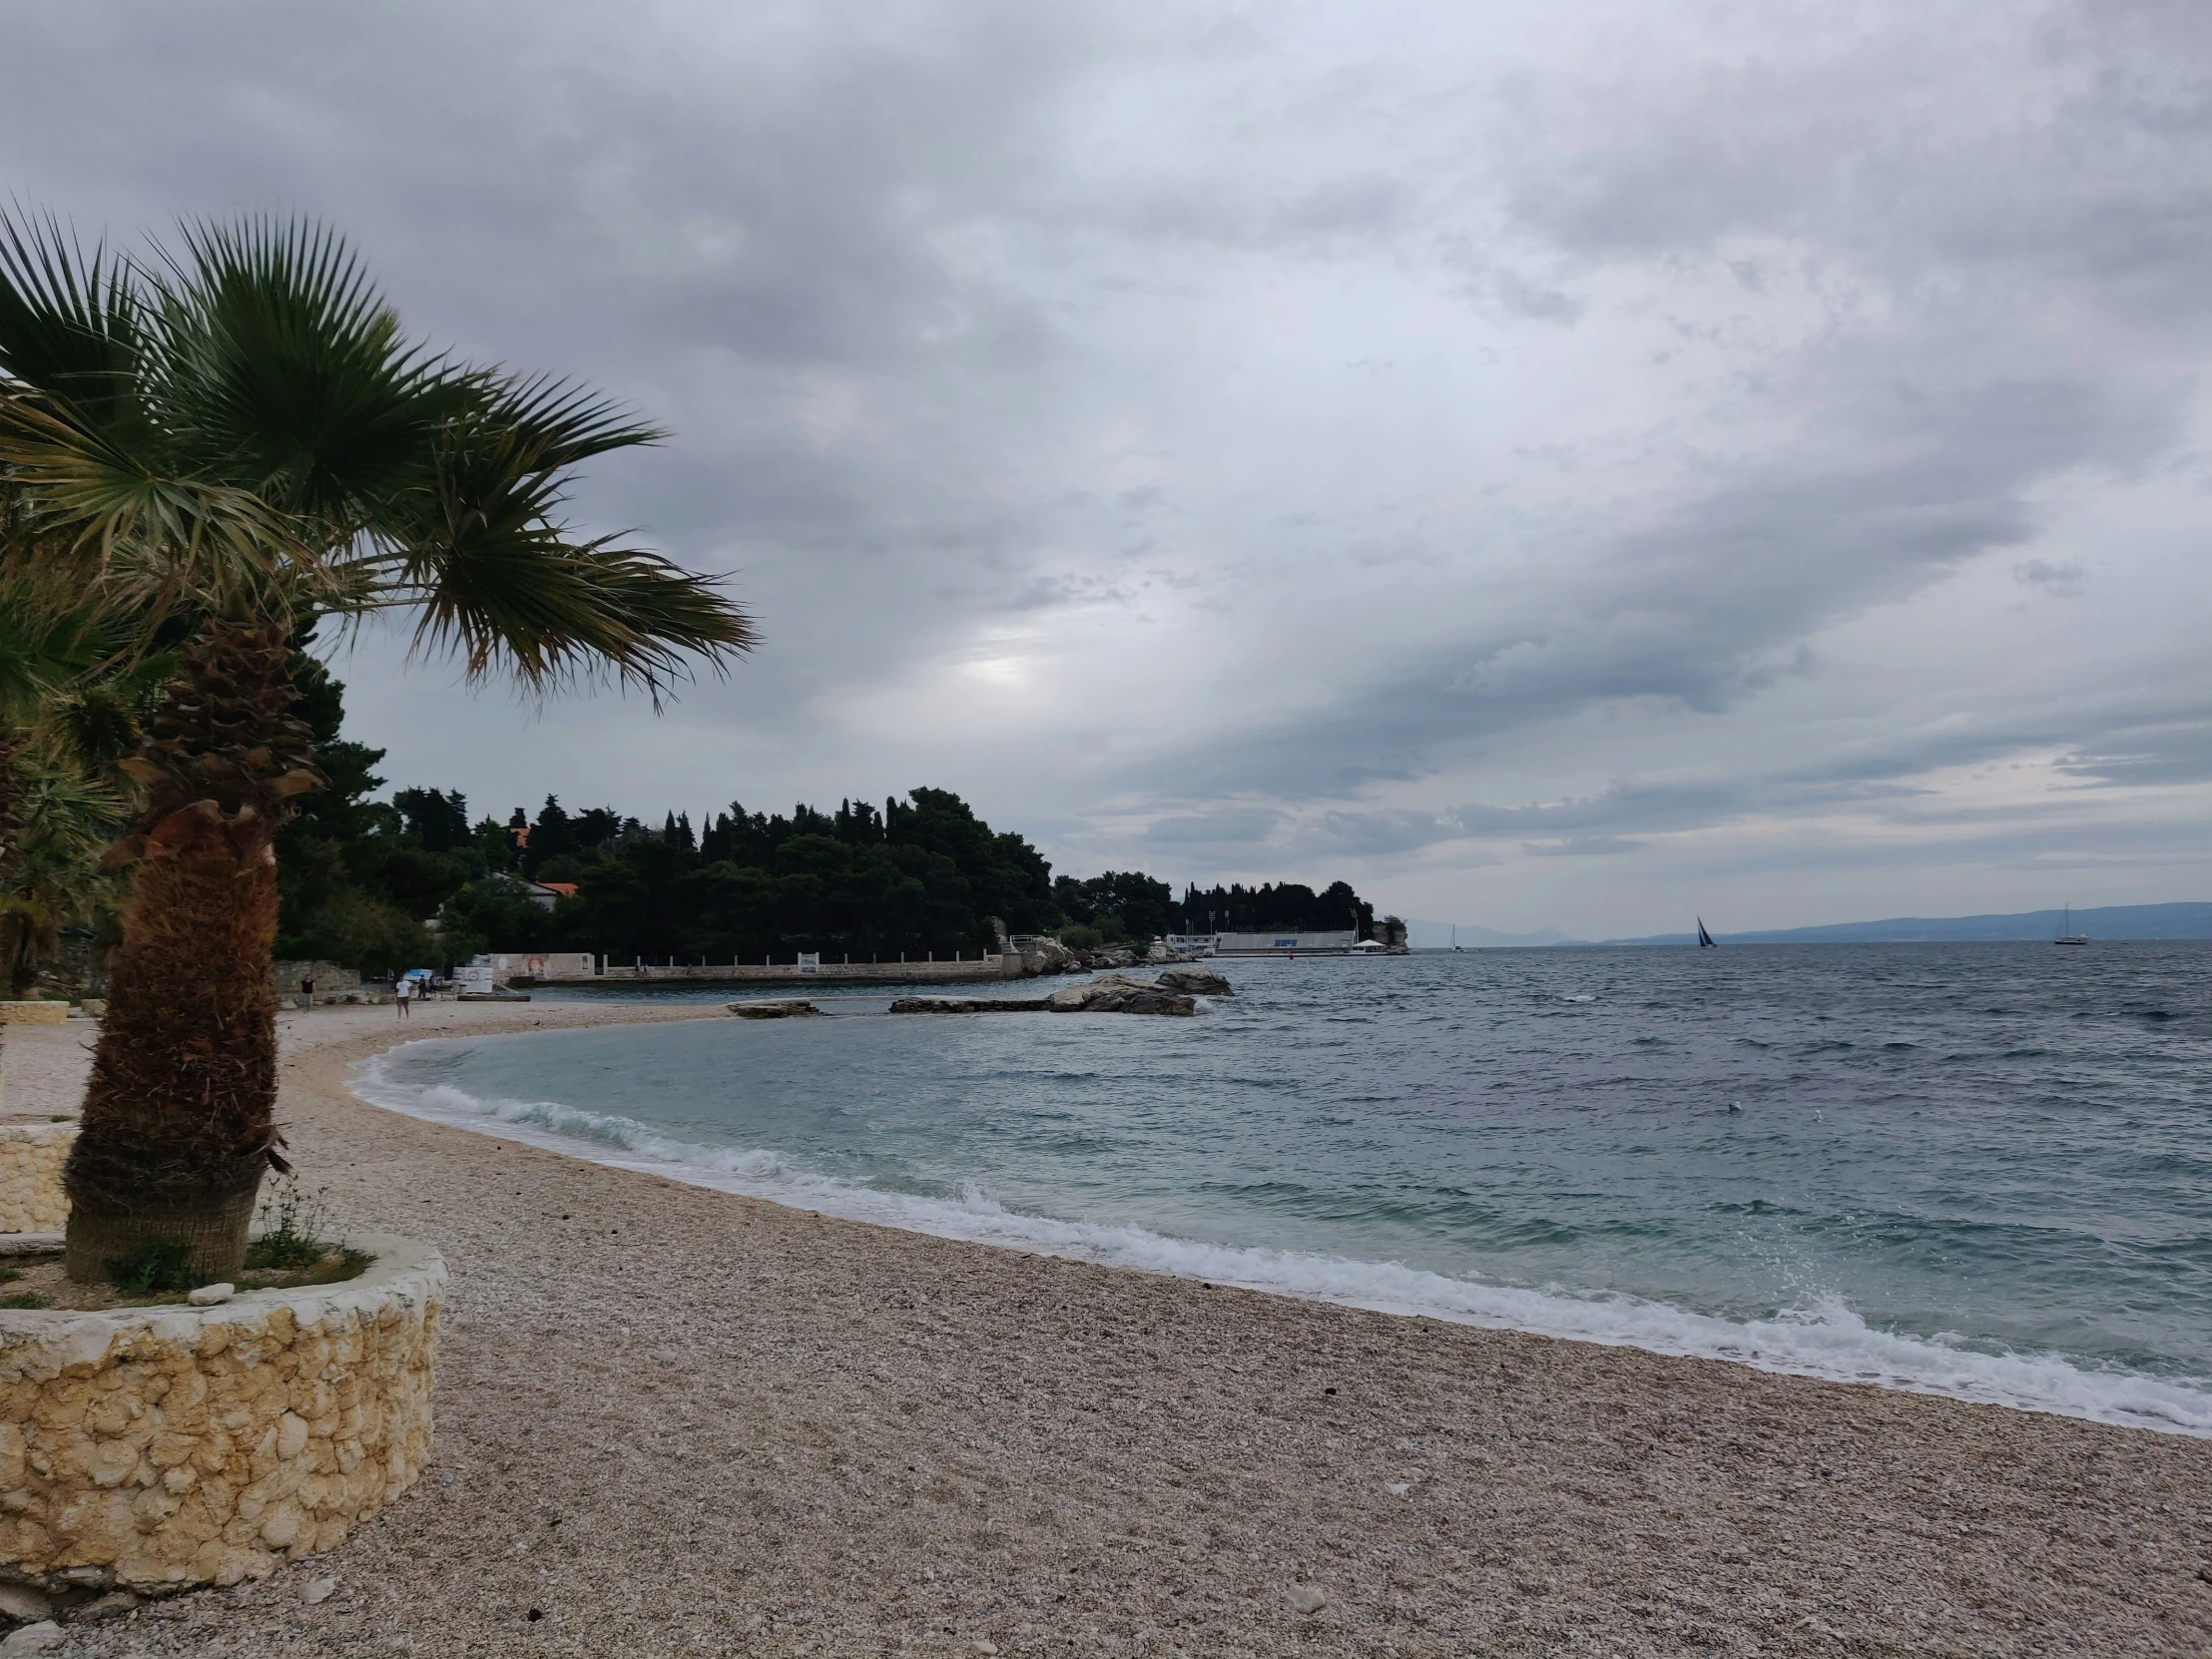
395, 976, 412, 1019
299, 973, 314, 1008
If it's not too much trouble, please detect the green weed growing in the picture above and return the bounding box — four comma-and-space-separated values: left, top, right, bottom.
106, 1239, 197, 1295
246, 1181, 341, 1270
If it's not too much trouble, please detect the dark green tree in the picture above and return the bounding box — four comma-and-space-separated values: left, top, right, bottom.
391, 787, 469, 852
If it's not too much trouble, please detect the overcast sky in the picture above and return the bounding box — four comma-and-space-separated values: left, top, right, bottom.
6, 0, 2211, 936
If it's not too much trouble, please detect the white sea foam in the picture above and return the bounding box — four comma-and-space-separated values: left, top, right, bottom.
354, 1048, 2212, 1438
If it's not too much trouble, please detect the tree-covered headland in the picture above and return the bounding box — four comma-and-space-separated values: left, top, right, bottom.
277, 669, 1379, 971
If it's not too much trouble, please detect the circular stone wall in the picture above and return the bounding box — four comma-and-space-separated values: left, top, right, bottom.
0, 1235, 444, 1593
0, 1126, 73, 1235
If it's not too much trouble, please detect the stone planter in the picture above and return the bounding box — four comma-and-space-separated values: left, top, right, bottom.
0, 1235, 444, 1594
0, 1128, 72, 1235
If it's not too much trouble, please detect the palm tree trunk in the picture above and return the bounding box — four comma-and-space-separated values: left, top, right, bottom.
2, 916, 31, 999
62, 620, 319, 1282
0, 725, 18, 1113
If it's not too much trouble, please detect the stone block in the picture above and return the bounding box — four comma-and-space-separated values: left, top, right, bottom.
0, 1128, 73, 1235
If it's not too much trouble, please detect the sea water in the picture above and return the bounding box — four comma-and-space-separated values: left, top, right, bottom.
353, 943, 2212, 1434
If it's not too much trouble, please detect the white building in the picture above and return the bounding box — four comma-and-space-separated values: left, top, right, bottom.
488, 951, 598, 982
1211, 930, 1361, 957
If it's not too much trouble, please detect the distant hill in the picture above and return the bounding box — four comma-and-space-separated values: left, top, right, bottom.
1598, 902, 2212, 946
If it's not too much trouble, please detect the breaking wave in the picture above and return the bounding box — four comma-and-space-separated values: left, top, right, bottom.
354, 1046, 2212, 1437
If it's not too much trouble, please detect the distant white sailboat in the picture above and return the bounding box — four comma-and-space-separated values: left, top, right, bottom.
2054, 904, 2088, 946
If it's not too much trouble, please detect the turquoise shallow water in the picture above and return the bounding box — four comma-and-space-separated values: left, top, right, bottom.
356, 943, 2212, 1433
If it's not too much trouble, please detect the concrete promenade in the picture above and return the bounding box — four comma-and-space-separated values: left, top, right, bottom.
512, 952, 1030, 991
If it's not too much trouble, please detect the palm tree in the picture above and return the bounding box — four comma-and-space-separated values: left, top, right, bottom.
0, 757, 125, 997
0, 215, 754, 1280
0, 584, 150, 1117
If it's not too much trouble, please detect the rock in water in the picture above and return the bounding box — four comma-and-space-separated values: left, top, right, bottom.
1155, 965, 1233, 996
887, 997, 1052, 1013
1020, 937, 1083, 975
1043, 976, 1123, 1010
728, 1000, 823, 1019
1117, 989, 1197, 1015
1075, 946, 1141, 970
1045, 974, 1197, 1015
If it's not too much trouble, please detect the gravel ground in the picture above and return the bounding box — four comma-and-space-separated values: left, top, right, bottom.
1, 1003, 2208, 1658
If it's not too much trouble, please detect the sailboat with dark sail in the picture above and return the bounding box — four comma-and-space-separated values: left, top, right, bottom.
1696, 917, 1717, 948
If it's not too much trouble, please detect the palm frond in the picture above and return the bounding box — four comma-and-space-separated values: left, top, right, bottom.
475, 371, 665, 469
147, 216, 453, 533
0, 209, 144, 432
0, 389, 305, 620
363, 417, 752, 702
43, 678, 152, 773
0, 576, 105, 716
4, 209, 751, 711
402, 533, 753, 705
0, 213, 331, 631
1, 749, 127, 931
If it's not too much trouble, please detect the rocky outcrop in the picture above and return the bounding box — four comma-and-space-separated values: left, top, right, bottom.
1044, 974, 1196, 1016
1016, 938, 1082, 975
1013, 938, 1164, 975
1155, 965, 1234, 997
887, 997, 1051, 1014
727, 1000, 824, 1019
875, 974, 1216, 1015
1042, 946, 1138, 972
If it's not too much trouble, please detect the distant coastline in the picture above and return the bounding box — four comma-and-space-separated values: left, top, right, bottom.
1412, 900, 2212, 947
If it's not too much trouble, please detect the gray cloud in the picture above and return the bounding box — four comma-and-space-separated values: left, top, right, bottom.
1524, 837, 1647, 857
4, 0, 2210, 931
2056, 717, 2212, 787
2015, 559, 2086, 596
1141, 808, 1284, 844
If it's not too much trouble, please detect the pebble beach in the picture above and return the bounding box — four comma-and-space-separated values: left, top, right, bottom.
3, 1002, 2208, 1657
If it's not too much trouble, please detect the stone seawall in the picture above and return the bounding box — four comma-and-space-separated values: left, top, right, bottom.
270, 960, 371, 1008
0, 1236, 444, 1593
523, 953, 1030, 989
0, 1127, 71, 1235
